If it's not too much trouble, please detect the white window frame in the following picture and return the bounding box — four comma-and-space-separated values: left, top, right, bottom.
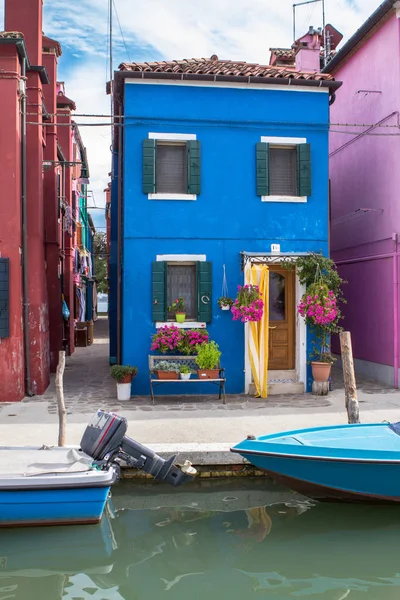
260, 136, 308, 204
148, 133, 197, 201
155, 254, 207, 329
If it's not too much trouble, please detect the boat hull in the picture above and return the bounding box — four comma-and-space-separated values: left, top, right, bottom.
232, 423, 400, 504
235, 452, 400, 504
0, 485, 113, 527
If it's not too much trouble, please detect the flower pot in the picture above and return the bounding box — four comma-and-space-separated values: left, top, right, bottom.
175, 313, 186, 323
117, 382, 131, 401
311, 361, 332, 382
120, 374, 133, 384
180, 373, 191, 380
219, 305, 231, 311
197, 369, 220, 379
156, 371, 179, 380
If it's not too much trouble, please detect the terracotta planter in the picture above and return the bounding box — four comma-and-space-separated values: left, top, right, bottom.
175, 313, 186, 323
156, 371, 179, 380
197, 369, 220, 379
120, 374, 133, 384
311, 361, 332, 382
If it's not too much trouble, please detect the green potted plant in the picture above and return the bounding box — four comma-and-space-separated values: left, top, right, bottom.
217, 296, 234, 311
153, 360, 180, 380
195, 341, 221, 379
168, 298, 186, 323
110, 365, 138, 401
179, 364, 192, 380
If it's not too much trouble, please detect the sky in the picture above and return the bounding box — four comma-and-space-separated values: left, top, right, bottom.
0, 0, 383, 232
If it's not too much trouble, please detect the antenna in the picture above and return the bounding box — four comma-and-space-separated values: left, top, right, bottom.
292, 0, 327, 66
109, 0, 113, 85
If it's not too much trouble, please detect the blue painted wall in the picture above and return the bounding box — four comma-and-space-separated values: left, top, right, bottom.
120, 82, 330, 394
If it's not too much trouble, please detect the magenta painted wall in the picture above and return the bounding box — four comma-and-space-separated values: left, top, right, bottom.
329, 10, 400, 377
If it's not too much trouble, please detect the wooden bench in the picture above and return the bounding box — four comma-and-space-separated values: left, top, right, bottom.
149, 355, 226, 405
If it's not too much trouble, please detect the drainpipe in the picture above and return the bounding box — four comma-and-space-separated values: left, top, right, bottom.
20, 58, 33, 396
393, 233, 399, 388
116, 104, 123, 365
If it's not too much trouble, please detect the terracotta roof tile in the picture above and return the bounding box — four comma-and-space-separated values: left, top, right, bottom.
269, 48, 296, 58
119, 57, 334, 82
42, 35, 62, 57
57, 92, 76, 111
0, 31, 24, 39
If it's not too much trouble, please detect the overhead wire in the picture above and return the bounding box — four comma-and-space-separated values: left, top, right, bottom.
112, 0, 132, 63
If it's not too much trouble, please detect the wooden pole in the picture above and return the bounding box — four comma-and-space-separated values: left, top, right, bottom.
339, 331, 360, 424
55, 351, 66, 446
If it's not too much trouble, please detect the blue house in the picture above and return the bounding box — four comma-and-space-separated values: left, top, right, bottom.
110, 48, 340, 396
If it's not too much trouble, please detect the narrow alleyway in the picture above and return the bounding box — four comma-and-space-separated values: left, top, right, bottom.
40, 316, 116, 410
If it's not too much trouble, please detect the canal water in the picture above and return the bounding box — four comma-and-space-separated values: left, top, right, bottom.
1, 478, 400, 599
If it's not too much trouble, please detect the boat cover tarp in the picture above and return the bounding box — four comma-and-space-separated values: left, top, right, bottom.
389, 422, 400, 436
0, 447, 93, 477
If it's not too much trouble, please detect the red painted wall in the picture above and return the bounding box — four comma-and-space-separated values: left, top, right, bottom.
0, 44, 25, 402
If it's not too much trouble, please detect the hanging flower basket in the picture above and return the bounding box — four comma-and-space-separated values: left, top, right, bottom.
298, 282, 340, 380
217, 296, 234, 311
232, 285, 264, 323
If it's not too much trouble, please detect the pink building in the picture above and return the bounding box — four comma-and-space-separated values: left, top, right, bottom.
326, 0, 400, 386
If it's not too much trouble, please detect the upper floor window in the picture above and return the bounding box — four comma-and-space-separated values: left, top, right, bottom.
143, 133, 201, 200
256, 137, 311, 203
156, 142, 187, 194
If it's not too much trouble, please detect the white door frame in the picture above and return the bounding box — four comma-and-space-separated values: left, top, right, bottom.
244, 259, 306, 393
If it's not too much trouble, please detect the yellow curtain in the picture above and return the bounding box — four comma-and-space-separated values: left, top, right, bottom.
246, 264, 269, 398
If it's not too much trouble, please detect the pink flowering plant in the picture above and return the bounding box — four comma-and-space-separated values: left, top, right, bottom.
177, 329, 209, 355
298, 282, 342, 363
283, 253, 346, 364
298, 283, 339, 328
150, 325, 184, 354
232, 284, 264, 322
168, 297, 186, 314
150, 325, 209, 355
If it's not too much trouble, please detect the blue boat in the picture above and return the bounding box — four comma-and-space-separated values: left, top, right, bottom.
231, 422, 400, 504
0, 409, 196, 527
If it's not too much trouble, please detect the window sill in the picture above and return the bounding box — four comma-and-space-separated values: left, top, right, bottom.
148, 193, 197, 201
155, 321, 207, 329
261, 195, 307, 203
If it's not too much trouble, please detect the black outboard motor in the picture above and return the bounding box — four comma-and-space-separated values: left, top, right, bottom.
80, 409, 196, 486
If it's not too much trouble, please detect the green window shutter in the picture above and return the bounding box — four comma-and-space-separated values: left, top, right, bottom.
143, 139, 156, 194
152, 261, 166, 322
187, 140, 201, 195
196, 261, 212, 323
297, 143, 311, 197
256, 142, 269, 196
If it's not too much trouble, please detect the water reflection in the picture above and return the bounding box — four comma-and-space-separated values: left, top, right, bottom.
1, 479, 400, 599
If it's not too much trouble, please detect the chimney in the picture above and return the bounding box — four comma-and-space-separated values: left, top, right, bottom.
295, 26, 322, 72
4, 0, 43, 65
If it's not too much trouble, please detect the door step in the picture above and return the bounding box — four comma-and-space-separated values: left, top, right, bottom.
248, 370, 304, 396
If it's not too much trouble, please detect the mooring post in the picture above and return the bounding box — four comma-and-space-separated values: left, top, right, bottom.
55, 350, 66, 446
339, 331, 360, 424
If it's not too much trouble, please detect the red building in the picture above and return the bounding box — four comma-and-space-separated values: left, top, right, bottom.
0, 0, 95, 402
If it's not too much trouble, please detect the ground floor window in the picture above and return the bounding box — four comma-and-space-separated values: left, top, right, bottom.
167, 263, 197, 320
152, 257, 212, 324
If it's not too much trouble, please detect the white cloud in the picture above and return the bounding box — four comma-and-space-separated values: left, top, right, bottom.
0, 0, 392, 223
